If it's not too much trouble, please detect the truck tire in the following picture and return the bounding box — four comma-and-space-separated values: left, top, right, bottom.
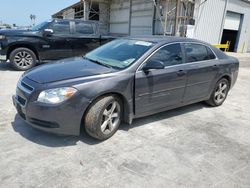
85, 95, 122, 140
206, 78, 229, 107
9, 48, 37, 71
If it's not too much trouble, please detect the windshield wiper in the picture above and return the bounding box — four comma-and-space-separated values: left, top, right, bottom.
83, 56, 113, 69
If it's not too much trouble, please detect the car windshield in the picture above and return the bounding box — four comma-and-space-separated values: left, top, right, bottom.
85, 39, 154, 69
31, 21, 51, 31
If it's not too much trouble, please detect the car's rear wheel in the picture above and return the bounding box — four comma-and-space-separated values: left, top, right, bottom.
10, 48, 37, 71
206, 78, 229, 107
84, 95, 122, 140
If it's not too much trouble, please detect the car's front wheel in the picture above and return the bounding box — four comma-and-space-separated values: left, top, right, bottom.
9, 48, 37, 71
84, 95, 122, 140
206, 78, 229, 106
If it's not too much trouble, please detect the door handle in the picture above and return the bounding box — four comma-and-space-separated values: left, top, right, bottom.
212, 64, 218, 69
176, 70, 186, 76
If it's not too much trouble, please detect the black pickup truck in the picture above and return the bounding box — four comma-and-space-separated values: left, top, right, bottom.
0, 19, 113, 70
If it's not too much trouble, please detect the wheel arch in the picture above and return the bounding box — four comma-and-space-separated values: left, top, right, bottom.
81, 92, 133, 131
218, 74, 232, 89
7, 44, 39, 61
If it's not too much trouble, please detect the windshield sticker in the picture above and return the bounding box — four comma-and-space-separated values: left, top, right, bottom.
135, 41, 153, 46
123, 58, 135, 64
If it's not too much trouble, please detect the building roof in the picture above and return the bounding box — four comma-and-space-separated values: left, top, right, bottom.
52, 1, 82, 18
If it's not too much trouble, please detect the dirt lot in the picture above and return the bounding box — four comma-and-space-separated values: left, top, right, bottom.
0, 54, 250, 188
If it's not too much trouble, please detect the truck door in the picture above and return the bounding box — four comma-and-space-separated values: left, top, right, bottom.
42, 20, 73, 60
71, 21, 101, 57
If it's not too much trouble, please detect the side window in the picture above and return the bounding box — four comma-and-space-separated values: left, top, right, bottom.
75, 22, 94, 35
50, 21, 70, 35
206, 47, 216, 59
184, 43, 214, 62
147, 43, 183, 67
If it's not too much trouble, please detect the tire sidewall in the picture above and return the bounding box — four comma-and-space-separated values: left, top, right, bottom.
85, 96, 122, 140
96, 97, 122, 139
10, 48, 37, 71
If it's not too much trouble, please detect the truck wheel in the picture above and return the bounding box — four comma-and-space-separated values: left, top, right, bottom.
10, 48, 37, 71
206, 78, 229, 107
85, 95, 122, 140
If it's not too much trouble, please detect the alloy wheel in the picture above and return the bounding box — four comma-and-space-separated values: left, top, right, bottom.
101, 101, 121, 134
14, 51, 33, 68
214, 81, 228, 104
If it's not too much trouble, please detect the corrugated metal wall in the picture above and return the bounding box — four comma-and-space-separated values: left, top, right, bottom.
99, 1, 109, 35
130, 0, 154, 35
109, 0, 130, 35
109, 0, 154, 35
192, 0, 226, 44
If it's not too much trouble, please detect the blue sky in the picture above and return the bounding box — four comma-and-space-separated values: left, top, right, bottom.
0, 0, 79, 26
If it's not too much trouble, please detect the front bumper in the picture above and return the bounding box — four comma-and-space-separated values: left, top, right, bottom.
12, 77, 90, 136
0, 41, 7, 61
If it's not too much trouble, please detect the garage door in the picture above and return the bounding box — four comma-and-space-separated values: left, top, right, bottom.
224, 11, 241, 31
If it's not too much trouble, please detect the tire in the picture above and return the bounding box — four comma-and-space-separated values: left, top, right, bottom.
206, 78, 229, 107
84, 95, 122, 140
9, 48, 37, 71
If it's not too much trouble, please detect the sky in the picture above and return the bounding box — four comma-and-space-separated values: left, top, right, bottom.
0, 0, 79, 26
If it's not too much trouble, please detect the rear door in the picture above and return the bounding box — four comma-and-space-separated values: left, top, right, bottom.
43, 20, 73, 60
71, 21, 100, 56
183, 43, 219, 102
135, 43, 187, 116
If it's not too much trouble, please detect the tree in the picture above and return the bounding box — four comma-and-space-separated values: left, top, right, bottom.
30, 14, 36, 26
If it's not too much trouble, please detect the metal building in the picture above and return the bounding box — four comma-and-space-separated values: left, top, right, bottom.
52, 0, 250, 52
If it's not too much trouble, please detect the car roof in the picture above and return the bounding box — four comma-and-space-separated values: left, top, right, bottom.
125, 35, 209, 45
53, 18, 98, 23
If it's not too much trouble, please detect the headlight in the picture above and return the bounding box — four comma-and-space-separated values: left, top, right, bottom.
0, 35, 6, 39
37, 87, 77, 104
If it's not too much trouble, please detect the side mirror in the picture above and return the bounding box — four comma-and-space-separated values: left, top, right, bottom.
142, 60, 165, 72
43, 29, 54, 36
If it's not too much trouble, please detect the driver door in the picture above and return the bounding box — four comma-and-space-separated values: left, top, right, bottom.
135, 43, 187, 116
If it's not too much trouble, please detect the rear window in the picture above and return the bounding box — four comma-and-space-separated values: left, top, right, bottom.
184, 43, 215, 63
75, 22, 94, 35
206, 46, 216, 59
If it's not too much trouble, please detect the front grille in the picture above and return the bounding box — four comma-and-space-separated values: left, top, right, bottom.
21, 81, 34, 92
19, 111, 26, 120
17, 95, 26, 106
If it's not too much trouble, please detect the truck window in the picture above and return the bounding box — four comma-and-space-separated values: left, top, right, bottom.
50, 21, 70, 35
75, 22, 94, 35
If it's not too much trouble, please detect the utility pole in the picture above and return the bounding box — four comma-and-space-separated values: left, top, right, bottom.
163, 0, 169, 36
174, 0, 180, 36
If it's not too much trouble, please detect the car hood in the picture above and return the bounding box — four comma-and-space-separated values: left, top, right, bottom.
25, 57, 115, 84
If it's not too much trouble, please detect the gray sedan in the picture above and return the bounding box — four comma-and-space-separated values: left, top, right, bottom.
13, 37, 239, 140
